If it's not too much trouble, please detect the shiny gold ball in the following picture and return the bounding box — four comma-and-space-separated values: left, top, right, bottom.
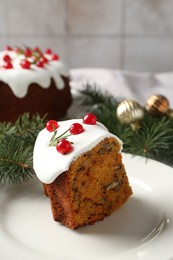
116, 99, 144, 124
166, 108, 173, 119
145, 95, 169, 115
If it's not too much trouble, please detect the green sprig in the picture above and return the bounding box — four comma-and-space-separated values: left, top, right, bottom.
49, 128, 71, 146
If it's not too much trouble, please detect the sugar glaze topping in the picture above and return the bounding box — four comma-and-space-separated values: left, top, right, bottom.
33, 119, 122, 184
0, 50, 69, 98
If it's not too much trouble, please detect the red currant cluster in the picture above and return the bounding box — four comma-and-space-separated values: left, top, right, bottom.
46, 113, 97, 155
1, 46, 59, 70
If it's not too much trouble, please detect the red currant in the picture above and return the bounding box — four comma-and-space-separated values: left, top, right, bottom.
45, 48, 52, 55
33, 46, 41, 53
3, 55, 11, 63
20, 59, 31, 69
36, 59, 45, 68
46, 120, 59, 132
52, 54, 59, 61
25, 48, 32, 57
40, 56, 48, 64
70, 123, 84, 135
83, 113, 97, 125
56, 139, 73, 155
3, 62, 13, 69
4, 45, 12, 51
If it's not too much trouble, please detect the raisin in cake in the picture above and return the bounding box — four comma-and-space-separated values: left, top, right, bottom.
33, 113, 132, 229
0, 46, 72, 122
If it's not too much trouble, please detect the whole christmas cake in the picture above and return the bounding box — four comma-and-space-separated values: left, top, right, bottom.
33, 113, 132, 229
0, 46, 72, 122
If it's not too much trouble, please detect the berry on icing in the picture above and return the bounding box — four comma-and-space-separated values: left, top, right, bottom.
3, 55, 11, 63
69, 123, 84, 135
36, 60, 45, 68
40, 56, 48, 64
83, 113, 97, 125
45, 48, 52, 55
56, 139, 73, 155
4, 46, 12, 51
47, 114, 97, 155
20, 59, 31, 69
46, 120, 59, 132
52, 54, 59, 61
24, 48, 32, 57
3, 62, 13, 69
33, 46, 41, 53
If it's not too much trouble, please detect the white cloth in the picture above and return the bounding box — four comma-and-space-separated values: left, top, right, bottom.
70, 68, 173, 107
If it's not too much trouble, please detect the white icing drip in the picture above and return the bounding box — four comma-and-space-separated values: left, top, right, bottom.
33, 119, 123, 184
0, 51, 69, 98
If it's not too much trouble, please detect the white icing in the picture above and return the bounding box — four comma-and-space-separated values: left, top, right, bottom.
0, 50, 69, 98
33, 119, 123, 184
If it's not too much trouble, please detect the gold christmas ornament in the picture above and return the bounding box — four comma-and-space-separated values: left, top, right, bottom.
166, 108, 173, 119
145, 95, 169, 115
116, 99, 144, 124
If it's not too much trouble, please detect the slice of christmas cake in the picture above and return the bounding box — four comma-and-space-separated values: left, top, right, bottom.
33, 113, 132, 229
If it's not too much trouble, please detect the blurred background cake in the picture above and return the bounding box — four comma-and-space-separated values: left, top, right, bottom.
0, 46, 72, 122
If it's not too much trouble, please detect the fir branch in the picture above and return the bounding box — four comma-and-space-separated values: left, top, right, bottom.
0, 113, 46, 183
0, 121, 13, 141
0, 135, 34, 183
14, 113, 47, 145
79, 83, 118, 109
125, 115, 173, 159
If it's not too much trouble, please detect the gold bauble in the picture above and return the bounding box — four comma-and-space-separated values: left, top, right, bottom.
166, 108, 173, 119
145, 95, 169, 115
116, 99, 144, 124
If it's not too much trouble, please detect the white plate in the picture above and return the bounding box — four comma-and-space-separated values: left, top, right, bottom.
0, 153, 173, 260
